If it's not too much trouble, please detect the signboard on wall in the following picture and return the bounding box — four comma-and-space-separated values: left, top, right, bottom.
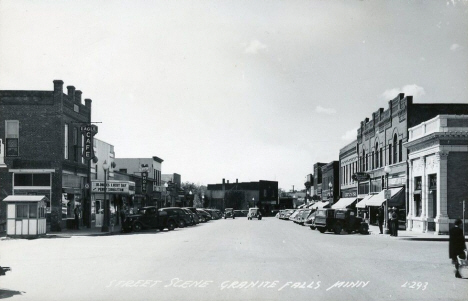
91, 180, 135, 195
352, 172, 370, 182
142, 172, 148, 193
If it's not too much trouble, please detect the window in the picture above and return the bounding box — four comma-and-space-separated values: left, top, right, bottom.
393, 134, 398, 163
372, 151, 375, 170
398, 140, 402, 163
414, 176, 422, 191
5, 120, 19, 156
14, 173, 51, 186
16, 204, 29, 218
29, 204, 37, 218
380, 148, 383, 167
388, 143, 392, 165
64, 123, 69, 159
73, 127, 78, 162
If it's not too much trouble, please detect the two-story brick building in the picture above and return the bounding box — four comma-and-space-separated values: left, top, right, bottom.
0, 80, 92, 231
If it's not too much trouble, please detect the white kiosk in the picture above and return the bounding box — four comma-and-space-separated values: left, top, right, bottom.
4, 195, 47, 238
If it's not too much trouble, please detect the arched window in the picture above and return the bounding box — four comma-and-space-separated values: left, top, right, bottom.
393, 134, 398, 164
362, 150, 365, 171
375, 141, 379, 168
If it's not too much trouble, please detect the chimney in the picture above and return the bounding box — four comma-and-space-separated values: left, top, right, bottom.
85, 98, 92, 109
227, 180, 229, 184
236, 179, 238, 184
75, 90, 82, 105
53, 80, 64, 93
222, 178, 225, 184
67, 86, 75, 102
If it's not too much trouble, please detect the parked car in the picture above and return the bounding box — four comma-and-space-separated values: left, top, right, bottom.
160, 207, 193, 228
332, 209, 369, 234
184, 207, 203, 223
298, 209, 312, 225
224, 208, 235, 219
196, 209, 212, 222
122, 206, 178, 232
288, 210, 300, 221
283, 209, 295, 220
304, 211, 317, 230
205, 209, 221, 219
182, 208, 198, 225
313, 209, 335, 233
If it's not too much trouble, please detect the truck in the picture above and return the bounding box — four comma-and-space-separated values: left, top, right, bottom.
313, 208, 368, 234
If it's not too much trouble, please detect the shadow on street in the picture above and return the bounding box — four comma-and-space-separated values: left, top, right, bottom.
0, 289, 25, 299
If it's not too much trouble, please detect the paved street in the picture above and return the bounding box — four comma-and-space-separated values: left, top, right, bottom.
1, 217, 467, 301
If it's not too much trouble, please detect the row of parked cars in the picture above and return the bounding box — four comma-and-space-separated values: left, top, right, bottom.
277, 206, 369, 235
122, 206, 223, 232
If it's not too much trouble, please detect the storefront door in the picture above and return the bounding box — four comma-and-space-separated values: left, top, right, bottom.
95, 200, 103, 227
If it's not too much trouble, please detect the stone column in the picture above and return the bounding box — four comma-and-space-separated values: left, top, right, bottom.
0, 139, 6, 167
435, 151, 449, 234
421, 157, 427, 232
407, 159, 413, 230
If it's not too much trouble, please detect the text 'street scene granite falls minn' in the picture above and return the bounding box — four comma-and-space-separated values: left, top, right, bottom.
0, 1, 468, 301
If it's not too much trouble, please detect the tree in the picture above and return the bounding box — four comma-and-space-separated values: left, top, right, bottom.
180, 182, 207, 207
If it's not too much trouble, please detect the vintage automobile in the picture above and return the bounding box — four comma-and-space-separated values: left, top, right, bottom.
224, 208, 235, 219
247, 207, 262, 220
314, 208, 368, 234
304, 211, 317, 230
313, 208, 335, 233
298, 209, 312, 225
333, 208, 369, 234
122, 206, 179, 232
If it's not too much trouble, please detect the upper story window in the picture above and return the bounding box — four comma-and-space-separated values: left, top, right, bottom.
393, 134, 398, 163
64, 123, 69, 159
5, 120, 19, 157
73, 127, 78, 162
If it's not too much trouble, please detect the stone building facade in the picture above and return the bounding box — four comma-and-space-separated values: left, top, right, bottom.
405, 115, 468, 234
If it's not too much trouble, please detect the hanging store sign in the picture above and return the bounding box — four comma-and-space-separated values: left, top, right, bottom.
142, 172, 148, 193
352, 172, 370, 182
80, 125, 98, 160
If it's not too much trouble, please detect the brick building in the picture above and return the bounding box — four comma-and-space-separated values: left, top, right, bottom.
0, 80, 92, 231
312, 162, 326, 200
206, 179, 278, 215
354, 93, 468, 227
405, 115, 468, 234
321, 161, 340, 204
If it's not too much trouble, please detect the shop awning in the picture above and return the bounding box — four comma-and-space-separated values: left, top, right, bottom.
310, 201, 330, 210
356, 194, 375, 208
366, 188, 405, 207
331, 197, 358, 209
3, 195, 49, 203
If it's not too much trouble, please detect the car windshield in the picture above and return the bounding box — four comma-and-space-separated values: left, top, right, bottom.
316, 210, 326, 217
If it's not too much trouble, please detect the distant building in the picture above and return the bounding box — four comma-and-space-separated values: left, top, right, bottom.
321, 161, 340, 204
206, 179, 278, 215
312, 162, 326, 200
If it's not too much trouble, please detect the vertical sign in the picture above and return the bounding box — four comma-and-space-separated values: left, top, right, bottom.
142, 172, 148, 193
80, 125, 98, 160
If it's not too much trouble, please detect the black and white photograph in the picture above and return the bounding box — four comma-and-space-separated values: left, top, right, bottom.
0, 1, 468, 300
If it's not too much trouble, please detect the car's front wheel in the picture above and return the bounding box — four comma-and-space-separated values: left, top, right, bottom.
133, 222, 143, 232
167, 220, 176, 231
179, 220, 186, 228
318, 227, 326, 233
310, 226, 316, 230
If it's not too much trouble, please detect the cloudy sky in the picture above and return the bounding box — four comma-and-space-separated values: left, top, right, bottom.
1, 0, 467, 191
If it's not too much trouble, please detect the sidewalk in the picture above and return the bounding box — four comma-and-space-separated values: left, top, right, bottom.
367, 224, 467, 241
48, 224, 123, 238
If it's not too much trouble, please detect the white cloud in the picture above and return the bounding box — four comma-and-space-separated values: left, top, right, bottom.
341, 127, 359, 141
315, 105, 336, 115
450, 43, 461, 51
381, 84, 426, 100
244, 40, 267, 54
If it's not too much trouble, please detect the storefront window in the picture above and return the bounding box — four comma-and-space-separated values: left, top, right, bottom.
415, 176, 422, 190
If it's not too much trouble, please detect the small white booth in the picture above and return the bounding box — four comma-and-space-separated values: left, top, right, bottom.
4, 195, 47, 238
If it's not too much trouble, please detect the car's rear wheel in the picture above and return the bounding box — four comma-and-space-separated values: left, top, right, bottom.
334, 223, 342, 234
168, 220, 176, 231
360, 224, 368, 235
133, 222, 143, 232
318, 227, 326, 233
310, 226, 316, 230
